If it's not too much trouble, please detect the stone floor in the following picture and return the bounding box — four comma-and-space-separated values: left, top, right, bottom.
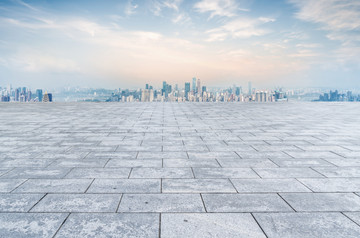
1, 102, 360, 237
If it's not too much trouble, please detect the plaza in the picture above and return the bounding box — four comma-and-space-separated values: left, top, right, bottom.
1, 102, 360, 237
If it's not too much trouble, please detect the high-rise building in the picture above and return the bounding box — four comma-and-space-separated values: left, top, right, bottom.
141, 89, 154, 102
15, 88, 20, 101
192, 77, 196, 92
202, 86, 206, 93
145, 84, 149, 90
248, 82, 252, 95
185, 82, 190, 99
43, 92, 53, 102
36, 89, 43, 102
197, 78, 201, 94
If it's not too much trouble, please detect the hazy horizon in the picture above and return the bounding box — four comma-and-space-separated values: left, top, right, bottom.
0, 0, 359, 89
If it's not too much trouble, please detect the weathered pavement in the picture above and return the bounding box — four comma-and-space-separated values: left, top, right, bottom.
1, 102, 360, 237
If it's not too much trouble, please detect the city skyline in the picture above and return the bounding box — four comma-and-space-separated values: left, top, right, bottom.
0, 0, 359, 89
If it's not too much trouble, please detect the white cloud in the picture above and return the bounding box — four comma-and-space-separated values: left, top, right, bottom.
194, 0, 248, 19
8, 51, 79, 73
206, 17, 275, 41
289, 0, 360, 32
163, 0, 182, 11
172, 13, 191, 24
290, 0, 360, 66
150, 0, 182, 16
125, 0, 138, 16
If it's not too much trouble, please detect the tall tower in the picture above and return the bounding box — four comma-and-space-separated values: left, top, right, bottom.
248, 82, 252, 95
197, 78, 201, 95
192, 77, 196, 92
185, 82, 190, 99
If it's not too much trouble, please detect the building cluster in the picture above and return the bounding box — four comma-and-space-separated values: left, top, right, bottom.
315, 90, 360, 102
108, 78, 287, 102
0, 85, 52, 102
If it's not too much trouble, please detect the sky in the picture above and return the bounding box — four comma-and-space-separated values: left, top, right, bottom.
0, 0, 359, 89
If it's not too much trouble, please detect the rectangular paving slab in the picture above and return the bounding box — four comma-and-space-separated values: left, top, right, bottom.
231, 178, 311, 193
13, 179, 93, 193
254, 212, 360, 238
118, 194, 205, 212
55, 213, 159, 238
161, 213, 266, 238
87, 179, 161, 193
31, 194, 121, 212
162, 179, 237, 193
0, 213, 68, 238
0, 194, 44, 212
280, 193, 360, 212
202, 194, 293, 212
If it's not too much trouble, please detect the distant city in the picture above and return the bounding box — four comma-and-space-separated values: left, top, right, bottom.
1, 78, 359, 103
314, 90, 360, 102
0, 86, 53, 102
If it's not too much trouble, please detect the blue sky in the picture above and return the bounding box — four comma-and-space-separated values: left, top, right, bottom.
0, 0, 359, 89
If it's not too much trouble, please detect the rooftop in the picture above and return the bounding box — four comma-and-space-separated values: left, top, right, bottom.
1, 102, 360, 237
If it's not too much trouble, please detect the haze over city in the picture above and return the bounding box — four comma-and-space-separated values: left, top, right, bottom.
0, 0, 359, 89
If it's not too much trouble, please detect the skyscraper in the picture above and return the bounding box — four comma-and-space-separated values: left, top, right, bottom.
36, 89, 43, 102
248, 82, 252, 95
197, 78, 201, 95
192, 77, 196, 92
185, 82, 190, 99
43, 92, 52, 102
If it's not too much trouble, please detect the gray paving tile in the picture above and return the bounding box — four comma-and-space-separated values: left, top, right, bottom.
130, 168, 194, 178
187, 152, 239, 159
161, 213, 266, 238
298, 178, 360, 192
217, 158, 278, 168
313, 167, 360, 177
254, 212, 360, 238
13, 179, 92, 193
270, 158, 334, 167
31, 194, 121, 212
0, 194, 44, 212
87, 179, 161, 193
344, 212, 360, 226
193, 168, 259, 178
163, 159, 220, 168
1, 168, 71, 179
162, 179, 237, 193
231, 179, 311, 193
118, 194, 205, 212
0, 179, 26, 192
285, 151, 342, 159
0, 158, 54, 167
106, 159, 162, 168
281, 193, 360, 212
202, 194, 293, 212
65, 168, 131, 178
0, 213, 68, 238
254, 168, 323, 178
324, 158, 360, 167
56, 213, 159, 238
49, 159, 107, 167
137, 152, 188, 159
0, 168, 11, 176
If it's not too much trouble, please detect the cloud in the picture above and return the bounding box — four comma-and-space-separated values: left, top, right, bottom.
163, 0, 182, 11
194, 0, 248, 19
125, 0, 138, 16
206, 17, 275, 41
14, 0, 39, 12
289, 0, 360, 32
289, 0, 360, 67
7, 51, 79, 73
172, 13, 191, 24
150, 0, 182, 16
